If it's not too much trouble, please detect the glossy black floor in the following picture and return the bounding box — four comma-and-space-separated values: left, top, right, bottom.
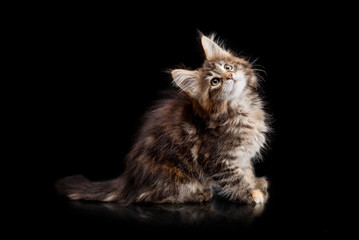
33, 5, 355, 236
48, 186, 338, 236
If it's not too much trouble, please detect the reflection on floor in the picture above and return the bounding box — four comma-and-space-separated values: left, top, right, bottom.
67, 196, 265, 227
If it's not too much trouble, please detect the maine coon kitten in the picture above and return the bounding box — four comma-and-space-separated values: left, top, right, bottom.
56, 34, 270, 205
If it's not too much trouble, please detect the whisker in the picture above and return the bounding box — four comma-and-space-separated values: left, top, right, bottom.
250, 57, 260, 65
252, 68, 268, 76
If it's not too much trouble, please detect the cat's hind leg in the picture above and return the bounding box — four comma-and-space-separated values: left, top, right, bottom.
178, 184, 213, 203
143, 182, 213, 204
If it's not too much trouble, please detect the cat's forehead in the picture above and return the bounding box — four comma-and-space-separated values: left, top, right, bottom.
202, 60, 226, 73
202, 60, 223, 71
202, 57, 250, 71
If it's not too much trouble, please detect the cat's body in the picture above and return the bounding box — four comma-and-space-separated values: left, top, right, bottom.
56, 34, 270, 205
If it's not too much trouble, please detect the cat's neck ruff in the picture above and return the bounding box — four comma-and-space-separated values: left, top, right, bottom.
209, 89, 256, 120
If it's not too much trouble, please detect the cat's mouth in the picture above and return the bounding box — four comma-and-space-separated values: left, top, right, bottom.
229, 74, 241, 83
227, 78, 239, 85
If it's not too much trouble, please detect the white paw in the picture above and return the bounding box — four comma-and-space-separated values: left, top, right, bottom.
251, 190, 264, 204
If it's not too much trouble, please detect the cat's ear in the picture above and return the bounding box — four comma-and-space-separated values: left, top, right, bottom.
201, 35, 231, 60
172, 69, 200, 97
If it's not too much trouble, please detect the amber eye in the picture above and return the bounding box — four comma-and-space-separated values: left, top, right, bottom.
211, 78, 221, 86
224, 64, 233, 71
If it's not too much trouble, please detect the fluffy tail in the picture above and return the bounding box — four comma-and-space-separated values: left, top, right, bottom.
55, 175, 123, 202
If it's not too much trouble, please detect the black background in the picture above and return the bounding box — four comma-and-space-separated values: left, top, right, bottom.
24, 3, 356, 237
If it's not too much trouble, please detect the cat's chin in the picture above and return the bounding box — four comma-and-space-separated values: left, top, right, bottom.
225, 80, 244, 100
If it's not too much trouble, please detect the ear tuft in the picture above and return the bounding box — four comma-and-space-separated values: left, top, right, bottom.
201, 34, 231, 60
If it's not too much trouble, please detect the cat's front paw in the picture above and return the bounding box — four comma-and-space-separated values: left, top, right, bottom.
255, 177, 268, 192
251, 190, 265, 204
241, 189, 267, 204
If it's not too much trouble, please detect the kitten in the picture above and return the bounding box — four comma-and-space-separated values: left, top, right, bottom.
56, 34, 270, 205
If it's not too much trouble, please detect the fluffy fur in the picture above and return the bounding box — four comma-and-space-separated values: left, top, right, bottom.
56, 34, 270, 205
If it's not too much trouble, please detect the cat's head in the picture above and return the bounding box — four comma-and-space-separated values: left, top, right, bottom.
172, 34, 258, 114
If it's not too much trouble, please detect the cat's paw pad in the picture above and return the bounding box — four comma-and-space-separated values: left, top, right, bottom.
251, 190, 264, 204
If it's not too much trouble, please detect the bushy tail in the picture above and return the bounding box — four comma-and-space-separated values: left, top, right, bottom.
55, 175, 123, 202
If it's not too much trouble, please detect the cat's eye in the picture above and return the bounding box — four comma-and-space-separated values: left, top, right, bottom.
211, 78, 221, 86
224, 64, 233, 71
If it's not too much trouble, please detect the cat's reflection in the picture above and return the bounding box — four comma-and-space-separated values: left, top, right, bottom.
69, 196, 265, 226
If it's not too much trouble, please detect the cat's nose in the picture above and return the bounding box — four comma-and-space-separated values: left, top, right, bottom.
226, 73, 233, 80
